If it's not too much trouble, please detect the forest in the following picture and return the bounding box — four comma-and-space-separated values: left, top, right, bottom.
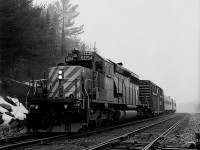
0, 0, 89, 81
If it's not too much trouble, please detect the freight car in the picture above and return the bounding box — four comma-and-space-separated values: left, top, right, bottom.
27, 49, 140, 132
139, 80, 164, 118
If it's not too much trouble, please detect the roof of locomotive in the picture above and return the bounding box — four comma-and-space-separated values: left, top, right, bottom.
56, 49, 139, 79
118, 65, 139, 79
94, 51, 139, 79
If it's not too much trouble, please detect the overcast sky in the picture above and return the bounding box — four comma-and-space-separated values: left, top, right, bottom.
34, 0, 200, 112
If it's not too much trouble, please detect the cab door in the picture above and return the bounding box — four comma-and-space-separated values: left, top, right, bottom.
105, 62, 114, 102
94, 61, 106, 100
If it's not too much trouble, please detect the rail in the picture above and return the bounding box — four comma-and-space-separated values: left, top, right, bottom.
84, 114, 184, 150
0, 115, 176, 150
142, 115, 186, 150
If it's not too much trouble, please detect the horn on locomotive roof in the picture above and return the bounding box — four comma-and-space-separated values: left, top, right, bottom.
117, 62, 123, 66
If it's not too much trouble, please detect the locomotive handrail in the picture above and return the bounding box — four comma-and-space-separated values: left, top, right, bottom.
59, 78, 81, 81
25, 88, 30, 107
94, 69, 100, 84
84, 79, 91, 108
30, 78, 82, 82
30, 79, 48, 82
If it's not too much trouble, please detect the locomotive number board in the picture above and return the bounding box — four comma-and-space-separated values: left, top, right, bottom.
65, 55, 93, 62
80, 55, 93, 61
65, 56, 74, 62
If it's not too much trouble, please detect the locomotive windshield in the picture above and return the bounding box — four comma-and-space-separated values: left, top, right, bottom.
66, 61, 93, 69
64, 50, 94, 69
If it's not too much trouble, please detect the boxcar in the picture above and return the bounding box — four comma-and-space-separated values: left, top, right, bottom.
139, 80, 164, 116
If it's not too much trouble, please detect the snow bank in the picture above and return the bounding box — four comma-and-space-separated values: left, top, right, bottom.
0, 96, 28, 126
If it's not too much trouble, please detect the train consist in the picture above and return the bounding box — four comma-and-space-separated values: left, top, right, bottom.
27, 49, 176, 132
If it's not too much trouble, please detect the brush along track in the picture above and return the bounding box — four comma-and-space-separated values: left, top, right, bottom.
84, 113, 185, 150
0, 114, 179, 150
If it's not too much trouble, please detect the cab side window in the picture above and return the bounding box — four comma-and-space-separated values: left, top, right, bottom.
95, 61, 103, 72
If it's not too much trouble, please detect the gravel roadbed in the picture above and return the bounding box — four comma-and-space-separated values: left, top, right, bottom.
161, 113, 200, 148
23, 114, 178, 150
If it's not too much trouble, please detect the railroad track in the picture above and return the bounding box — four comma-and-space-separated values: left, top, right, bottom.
0, 114, 179, 150
0, 133, 68, 150
142, 115, 186, 150
84, 113, 186, 150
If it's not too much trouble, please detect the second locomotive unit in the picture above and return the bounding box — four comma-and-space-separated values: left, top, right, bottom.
27, 49, 174, 132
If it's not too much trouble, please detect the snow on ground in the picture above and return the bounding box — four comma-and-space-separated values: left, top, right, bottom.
0, 96, 28, 126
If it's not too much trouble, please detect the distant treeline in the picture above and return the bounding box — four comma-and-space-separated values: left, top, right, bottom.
0, 0, 90, 81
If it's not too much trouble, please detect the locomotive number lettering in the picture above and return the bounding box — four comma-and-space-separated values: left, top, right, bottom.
80, 55, 93, 61
65, 56, 74, 62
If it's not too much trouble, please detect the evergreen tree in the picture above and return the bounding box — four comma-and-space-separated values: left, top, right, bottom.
0, 0, 84, 80
0, 0, 35, 77
0, 0, 53, 78
48, 0, 84, 55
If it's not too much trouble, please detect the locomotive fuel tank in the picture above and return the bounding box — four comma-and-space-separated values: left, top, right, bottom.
113, 110, 138, 122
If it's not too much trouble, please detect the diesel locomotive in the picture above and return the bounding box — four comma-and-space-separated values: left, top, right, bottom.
27, 48, 176, 132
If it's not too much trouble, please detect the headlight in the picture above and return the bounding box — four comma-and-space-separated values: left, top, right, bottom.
30, 104, 39, 109
58, 75, 63, 79
58, 69, 63, 79
64, 105, 68, 109
58, 70, 63, 74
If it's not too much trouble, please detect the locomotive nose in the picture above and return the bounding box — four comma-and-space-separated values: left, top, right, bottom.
48, 66, 82, 99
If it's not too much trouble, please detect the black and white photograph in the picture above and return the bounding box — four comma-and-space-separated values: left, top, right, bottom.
0, 0, 199, 149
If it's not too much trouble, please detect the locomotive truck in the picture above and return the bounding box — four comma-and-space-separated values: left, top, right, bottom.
27, 49, 174, 132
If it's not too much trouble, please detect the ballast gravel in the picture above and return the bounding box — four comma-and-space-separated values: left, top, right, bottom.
22, 113, 200, 150
161, 113, 200, 148
23, 114, 179, 150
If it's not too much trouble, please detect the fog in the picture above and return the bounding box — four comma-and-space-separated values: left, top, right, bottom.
73, 0, 200, 113
34, 0, 200, 113
178, 101, 200, 113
